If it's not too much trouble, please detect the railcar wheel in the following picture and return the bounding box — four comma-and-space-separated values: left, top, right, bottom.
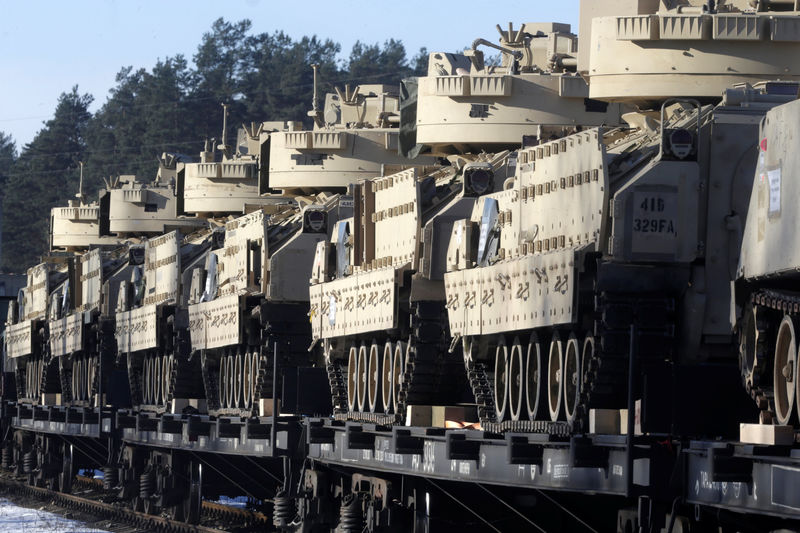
183, 461, 202, 524
548, 332, 564, 422
774, 316, 797, 425
381, 342, 394, 413
525, 333, 544, 421
59, 444, 73, 494
493, 336, 509, 421
357, 344, 368, 412
347, 345, 359, 412
564, 333, 581, 424
367, 341, 381, 413
392, 341, 406, 414
508, 337, 524, 421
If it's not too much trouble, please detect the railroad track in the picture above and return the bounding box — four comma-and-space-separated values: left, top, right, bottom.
0, 473, 270, 533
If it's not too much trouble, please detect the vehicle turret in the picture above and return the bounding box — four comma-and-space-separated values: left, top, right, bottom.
581, 0, 800, 104
268, 82, 437, 194
50, 154, 208, 252
409, 23, 623, 156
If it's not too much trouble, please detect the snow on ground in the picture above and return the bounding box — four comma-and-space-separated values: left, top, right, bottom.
0, 498, 110, 532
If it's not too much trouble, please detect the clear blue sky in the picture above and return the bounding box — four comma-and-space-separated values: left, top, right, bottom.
0, 0, 580, 148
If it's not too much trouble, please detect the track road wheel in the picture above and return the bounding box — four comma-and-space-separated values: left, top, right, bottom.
177, 461, 202, 524
493, 336, 509, 421
357, 343, 368, 412
563, 333, 581, 424
548, 332, 564, 422
233, 351, 243, 410
59, 444, 73, 494
367, 341, 381, 413
347, 345, 359, 412
773, 315, 797, 425
508, 337, 524, 421
391, 341, 406, 414
381, 341, 394, 413
739, 302, 768, 395
525, 333, 544, 421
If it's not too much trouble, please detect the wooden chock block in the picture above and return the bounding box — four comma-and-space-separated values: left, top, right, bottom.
405, 405, 432, 427
170, 399, 189, 414
170, 399, 207, 414
259, 398, 280, 417
431, 406, 477, 428
42, 393, 62, 406
740, 423, 795, 446
589, 409, 620, 434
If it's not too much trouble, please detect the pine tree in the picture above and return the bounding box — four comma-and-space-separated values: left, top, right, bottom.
347, 39, 418, 86
2, 19, 433, 271
0, 133, 16, 194
2, 87, 92, 271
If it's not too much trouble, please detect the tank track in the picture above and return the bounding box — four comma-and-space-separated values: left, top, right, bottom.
42, 360, 60, 401
200, 351, 219, 412
59, 361, 73, 404
127, 353, 144, 408
578, 292, 675, 432
164, 328, 203, 407
326, 361, 348, 414
125, 313, 205, 414
331, 301, 465, 424
89, 319, 121, 403
466, 360, 497, 424
247, 340, 276, 417
396, 301, 464, 419
206, 303, 309, 418
741, 289, 800, 422
14, 367, 25, 402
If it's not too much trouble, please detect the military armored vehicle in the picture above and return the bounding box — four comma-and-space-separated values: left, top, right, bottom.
6, 155, 211, 411
309, 22, 623, 423
46, 158, 210, 410
113, 83, 435, 416
443, 0, 800, 432
737, 96, 800, 426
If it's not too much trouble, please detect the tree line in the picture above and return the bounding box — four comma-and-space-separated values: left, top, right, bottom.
0, 18, 427, 271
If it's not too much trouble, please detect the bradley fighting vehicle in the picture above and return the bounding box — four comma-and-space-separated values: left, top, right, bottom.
443, 0, 800, 433
5, 160, 206, 409
308, 22, 623, 423
737, 96, 800, 427
114, 84, 436, 418
4, 83, 434, 497
4, 159, 210, 491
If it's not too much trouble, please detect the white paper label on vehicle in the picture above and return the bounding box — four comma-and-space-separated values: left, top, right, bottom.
768, 167, 781, 217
